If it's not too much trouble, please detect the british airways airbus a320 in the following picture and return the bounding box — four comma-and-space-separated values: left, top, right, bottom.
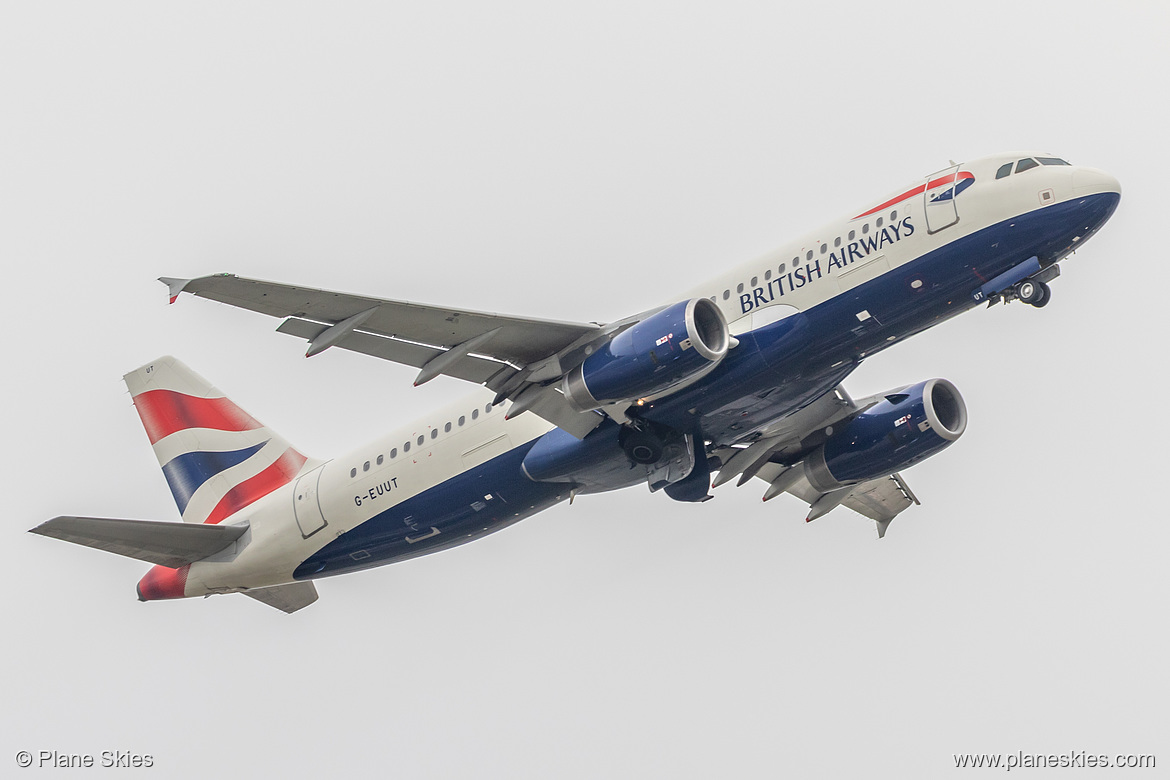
33, 152, 1120, 613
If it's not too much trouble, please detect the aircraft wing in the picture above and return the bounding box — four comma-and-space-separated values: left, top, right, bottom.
163, 274, 609, 437
711, 384, 920, 537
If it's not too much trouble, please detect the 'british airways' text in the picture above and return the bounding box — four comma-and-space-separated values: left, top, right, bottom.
740, 216, 915, 314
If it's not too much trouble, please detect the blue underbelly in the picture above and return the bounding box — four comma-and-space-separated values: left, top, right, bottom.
294, 440, 566, 579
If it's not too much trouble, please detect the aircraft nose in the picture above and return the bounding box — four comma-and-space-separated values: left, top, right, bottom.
1072, 167, 1122, 197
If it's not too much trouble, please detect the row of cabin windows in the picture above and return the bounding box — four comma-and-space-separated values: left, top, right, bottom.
995, 156, 1070, 179
349, 402, 496, 478
713, 210, 899, 302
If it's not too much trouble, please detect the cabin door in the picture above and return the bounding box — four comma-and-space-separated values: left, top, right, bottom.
293, 465, 328, 538
923, 164, 961, 234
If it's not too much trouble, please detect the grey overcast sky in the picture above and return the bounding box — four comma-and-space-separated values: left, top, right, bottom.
4, 1, 1167, 777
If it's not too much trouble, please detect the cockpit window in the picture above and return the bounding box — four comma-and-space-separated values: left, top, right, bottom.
1037, 157, 1070, 166
995, 163, 1013, 179
1016, 158, 1040, 174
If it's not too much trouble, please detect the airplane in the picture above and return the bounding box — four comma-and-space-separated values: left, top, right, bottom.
31, 152, 1121, 613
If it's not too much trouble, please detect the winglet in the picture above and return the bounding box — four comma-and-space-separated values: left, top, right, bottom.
159, 277, 193, 305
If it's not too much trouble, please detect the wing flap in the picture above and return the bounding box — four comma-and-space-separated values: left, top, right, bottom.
843, 474, 917, 524
750, 464, 917, 537
30, 516, 247, 568
519, 385, 605, 438
276, 317, 508, 384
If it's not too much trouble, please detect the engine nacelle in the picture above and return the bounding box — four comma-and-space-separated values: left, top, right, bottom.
563, 298, 730, 412
803, 378, 968, 492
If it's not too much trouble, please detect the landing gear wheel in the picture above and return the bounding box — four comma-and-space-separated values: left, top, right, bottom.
1016, 279, 1043, 305
622, 428, 664, 465
1032, 281, 1051, 308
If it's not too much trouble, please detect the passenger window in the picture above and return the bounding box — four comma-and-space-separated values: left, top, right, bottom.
404, 441, 411, 452
377, 454, 384, 466
876, 217, 883, 228
890, 210, 897, 220
722, 290, 730, 300
390, 448, 397, 459
350, 468, 357, 478
1037, 157, 1070, 166
834, 237, 841, 248
805, 250, 813, 261
1016, 158, 1039, 174
862, 223, 869, 234
458, 416, 465, 426
417, 435, 425, 446
472, 408, 479, 420
848, 230, 855, 240
779, 263, 787, 274
485, 403, 492, 413
444, 422, 452, 433
764, 269, 772, 281
363, 461, 370, 472
750, 276, 757, 287
737, 283, 744, 294
995, 162, 1013, 179
431, 429, 438, 440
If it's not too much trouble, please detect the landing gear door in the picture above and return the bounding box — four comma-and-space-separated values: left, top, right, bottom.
924, 164, 960, 234
293, 465, 328, 539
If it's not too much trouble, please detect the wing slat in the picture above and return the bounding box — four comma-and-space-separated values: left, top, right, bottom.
178, 274, 599, 366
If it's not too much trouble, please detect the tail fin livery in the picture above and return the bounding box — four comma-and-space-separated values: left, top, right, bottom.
124, 356, 310, 524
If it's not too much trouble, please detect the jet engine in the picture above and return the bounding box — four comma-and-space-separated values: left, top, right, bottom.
802, 378, 967, 492
562, 298, 730, 412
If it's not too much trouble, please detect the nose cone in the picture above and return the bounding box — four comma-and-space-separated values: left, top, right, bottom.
1073, 167, 1122, 197
137, 564, 190, 601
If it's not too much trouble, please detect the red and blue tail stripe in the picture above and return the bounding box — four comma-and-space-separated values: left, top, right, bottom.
202, 448, 308, 525
160, 441, 269, 515
125, 356, 313, 527
132, 389, 262, 445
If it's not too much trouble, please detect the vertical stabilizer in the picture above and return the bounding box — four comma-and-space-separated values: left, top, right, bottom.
125, 356, 309, 524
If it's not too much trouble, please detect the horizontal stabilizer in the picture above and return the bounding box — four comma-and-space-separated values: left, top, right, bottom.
242, 581, 319, 614
30, 516, 246, 568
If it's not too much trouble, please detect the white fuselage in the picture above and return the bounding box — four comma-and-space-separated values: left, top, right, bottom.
181, 151, 1121, 596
